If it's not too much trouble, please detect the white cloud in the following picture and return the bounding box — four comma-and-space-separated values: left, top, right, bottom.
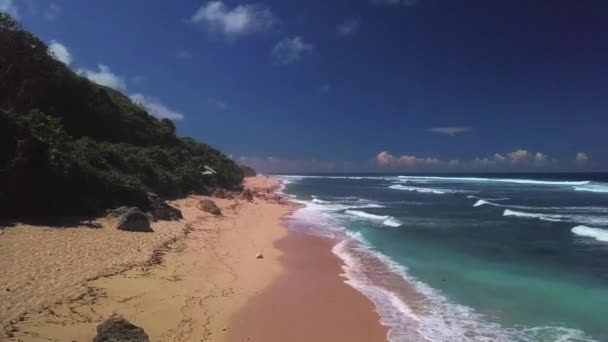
130, 94, 185, 121
78, 64, 127, 90
371, 0, 418, 6
0, 0, 19, 18
190, 1, 277, 39
44, 3, 61, 21
377, 149, 558, 170
48, 40, 72, 65
534, 152, 548, 164
376, 151, 442, 168
576, 152, 589, 163
271, 36, 314, 65
507, 149, 531, 163
429, 126, 470, 136
337, 19, 359, 37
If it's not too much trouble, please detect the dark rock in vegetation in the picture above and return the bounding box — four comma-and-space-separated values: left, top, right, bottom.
116, 208, 152, 232
198, 199, 222, 216
93, 316, 150, 342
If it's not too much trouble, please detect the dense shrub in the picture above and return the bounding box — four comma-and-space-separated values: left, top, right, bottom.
0, 13, 243, 217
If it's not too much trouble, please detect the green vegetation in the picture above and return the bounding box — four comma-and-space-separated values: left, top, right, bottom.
0, 13, 243, 217
240, 165, 257, 177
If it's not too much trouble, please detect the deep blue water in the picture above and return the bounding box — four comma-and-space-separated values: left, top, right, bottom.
279, 173, 608, 342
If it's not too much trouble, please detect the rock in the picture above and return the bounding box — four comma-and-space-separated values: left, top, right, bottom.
240, 189, 254, 202
150, 200, 183, 222
256, 253, 264, 259
106, 206, 136, 218
93, 316, 150, 342
197, 199, 222, 216
213, 188, 229, 199
116, 208, 153, 232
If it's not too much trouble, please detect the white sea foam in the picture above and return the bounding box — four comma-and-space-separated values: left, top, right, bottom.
398, 175, 590, 186
574, 184, 608, 193
571, 225, 608, 243
474, 200, 608, 214
504, 209, 562, 222
503, 209, 608, 226
287, 195, 596, 341
389, 184, 452, 194
345, 210, 403, 227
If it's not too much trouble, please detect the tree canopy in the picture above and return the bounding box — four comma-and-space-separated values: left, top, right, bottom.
0, 12, 243, 217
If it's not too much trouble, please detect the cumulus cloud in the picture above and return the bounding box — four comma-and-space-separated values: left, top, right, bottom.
377, 149, 558, 170
576, 152, 589, 163
370, 0, 418, 7
48, 40, 72, 65
375, 151, 442, 168
336, 19, 359, 37
78, 64, 127, 90
44, 3, 61, 21
271, 36, 314, 65
0, 0, 19, 17
130, 94, 185, 121
189, 1, 277, 39
429, 126, 470, 136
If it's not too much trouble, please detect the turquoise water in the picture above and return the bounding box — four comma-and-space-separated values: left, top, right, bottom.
280, 174, 608, 341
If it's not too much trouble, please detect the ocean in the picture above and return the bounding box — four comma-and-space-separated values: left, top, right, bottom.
277, 173, 608, 342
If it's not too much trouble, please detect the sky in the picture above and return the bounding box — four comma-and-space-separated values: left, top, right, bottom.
3, 0, 607, 173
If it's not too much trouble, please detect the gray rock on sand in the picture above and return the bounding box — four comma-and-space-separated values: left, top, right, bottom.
116, 208, 153, 232
93, 316, 150, 342
198, 199, 222, 216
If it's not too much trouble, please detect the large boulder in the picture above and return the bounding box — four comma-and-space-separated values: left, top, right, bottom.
93, 316, 150, 342
149, 199, 182, 221
197, 199, 222, 216
116, 208, 153, 232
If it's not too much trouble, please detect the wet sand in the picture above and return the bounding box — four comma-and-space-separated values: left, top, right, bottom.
228, 230, 388, 342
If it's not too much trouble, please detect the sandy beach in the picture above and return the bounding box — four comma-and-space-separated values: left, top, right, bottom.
0, 176, 387, 341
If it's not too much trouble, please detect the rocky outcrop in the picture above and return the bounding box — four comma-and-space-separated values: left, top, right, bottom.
148, 196, 182, 222
198, 199, 222, 216
116, 208, 153, 232
93, 316, 150, 342
239, 189, 254, 202
212, 188, 232, 199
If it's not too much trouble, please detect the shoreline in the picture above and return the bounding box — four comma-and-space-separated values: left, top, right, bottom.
227, 229, 388, 342
1, 176, 387, 341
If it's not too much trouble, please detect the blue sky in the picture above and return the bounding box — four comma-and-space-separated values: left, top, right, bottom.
3, 0, 607, 172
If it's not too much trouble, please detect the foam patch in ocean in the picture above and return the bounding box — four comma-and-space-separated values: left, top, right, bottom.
571, 225, 608, 243
574, 184, 608, 193
398, 176, 591, 186
345, 210, 403, 227
503, 209, 608, 226
388, 184, 470, 194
